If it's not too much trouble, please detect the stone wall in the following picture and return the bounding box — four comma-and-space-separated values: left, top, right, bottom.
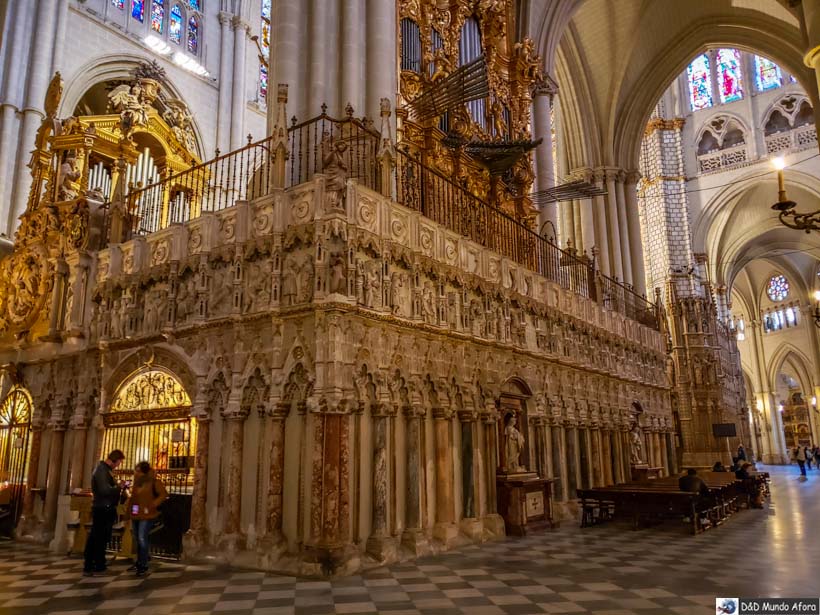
4, 176, 672, 575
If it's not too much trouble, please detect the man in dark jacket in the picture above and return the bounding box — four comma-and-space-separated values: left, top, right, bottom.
83, 450, 126, 576
678, 468, 710, 496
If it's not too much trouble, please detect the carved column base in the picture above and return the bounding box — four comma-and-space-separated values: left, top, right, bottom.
365, 533, 398, 563
257, 532, 287, 555
762, 453, 789, 465
182, 529, 209, 556
459, 517, 483, 540
432, 521, 459, 548
481, 513, 506, 538
300, 543, 361, 578
397, 529, 428, 557
216, 532, 246, 554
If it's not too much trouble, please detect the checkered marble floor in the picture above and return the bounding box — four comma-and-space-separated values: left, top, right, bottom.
1, 465, 818, 615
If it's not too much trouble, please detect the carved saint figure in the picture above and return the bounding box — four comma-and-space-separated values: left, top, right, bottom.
282, 255, 297, 305
57, 154, 81, 201
323, 140, 349, 210
109, 299, 123, 338
390, 271, 407, 316
329, 253, 347, 294
629, 423, 644, 465
504, 414, 526, 473
296, 255, 314, 303
422, 281, 436, 324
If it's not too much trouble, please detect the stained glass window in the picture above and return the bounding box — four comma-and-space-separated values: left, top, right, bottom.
151, 0, 164, 33
112, 0, 125, 9
716, 49, 743, 103
767, 274, 789, 301
188, 0, 200, 9
754, 56, 782, 91
687, 54, 713, 111
131, 0, 144, 21
169, 4, 182, 44
187, 16, 199, 53
260, 0, 271, 103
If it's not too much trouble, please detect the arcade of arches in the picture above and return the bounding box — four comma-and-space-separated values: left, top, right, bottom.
0, 0, 820, 577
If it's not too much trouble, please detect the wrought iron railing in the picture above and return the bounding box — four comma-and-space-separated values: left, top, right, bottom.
114, 110, 658, 330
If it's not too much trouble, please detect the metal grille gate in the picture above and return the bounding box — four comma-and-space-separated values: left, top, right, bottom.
100, 418, 196, 558
0, 388, 32, 537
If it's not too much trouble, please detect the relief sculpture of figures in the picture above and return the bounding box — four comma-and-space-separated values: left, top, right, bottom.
504, 414, 526, 473
329, 252, 347, 294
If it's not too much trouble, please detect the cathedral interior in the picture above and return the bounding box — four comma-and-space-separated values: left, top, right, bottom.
2, 0, 820, 611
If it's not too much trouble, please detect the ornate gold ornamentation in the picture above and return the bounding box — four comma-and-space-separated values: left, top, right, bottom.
111, 368, 192, 413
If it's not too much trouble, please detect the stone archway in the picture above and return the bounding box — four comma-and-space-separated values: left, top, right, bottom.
0, 386, 34, 536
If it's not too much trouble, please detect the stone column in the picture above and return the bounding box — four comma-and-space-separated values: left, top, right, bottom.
653, 431, 663, 471
306, 398, 354, 572
457, 409, 481, 539
20, 420, 44, 527
230, 16, 250, 149
216, 11, 235, 153
533, 78, 558, 239
367, 404, 397, 560
220, 411, 246, 548
481, 405, 504, 536
604, 169, 624, 281
592, 172, 611, 275
666, 432, 678, 474
68, 414, 88, 492
601, 429, 612, 485
624, 171, 646, 296
263, 402, 289, 546
341, 0, 366, 114
43, 417, 68, 531
186, 413, 210, 547
660, 431, 671, 476
590, 428, 602, 487
270, 0, 306, 123
402, 405, 428, 554
565, 425, 578, 498
801, 0, 820, 111
610, 430, 622, 483
432, 407, 457, 546
615, 171, 633, 288
365, 0, 397, 122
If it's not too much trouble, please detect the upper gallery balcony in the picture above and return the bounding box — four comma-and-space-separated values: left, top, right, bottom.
105, 99, 660, 333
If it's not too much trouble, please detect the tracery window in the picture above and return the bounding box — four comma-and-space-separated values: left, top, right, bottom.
187, 0, 200, 9
151, 0, 164, 33
716, 49, 743, 103
111, 369, 191, 413
259, 0, 271, 103
767, 274, 789, 301
112, 0, 125, 9
169, 4, 183, 45
187, 15, 199, 54
755, 56, 782, 91
132, 0, 145, 22
687, 54, 713, 111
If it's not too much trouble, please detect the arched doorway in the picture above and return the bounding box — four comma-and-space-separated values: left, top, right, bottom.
0, 386, 33, 536
100, 367, 196, 558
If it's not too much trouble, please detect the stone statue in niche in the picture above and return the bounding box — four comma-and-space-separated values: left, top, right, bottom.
323, 139, 349, 210
390, 271, 409, 316
329, 252, 347, 294
629, 422, 644, 464
470, 299, 484, 337
143, 289, 161, 333
109, 299, 123, 338
421, 281, 436, 323
282, 255, 297, 305
296, 255, 314, 303
247, 260, 272, 311
209, 266, 231, 316
359, 261, 380, 308
504, 413, 526, 473
176, 276, 196, 322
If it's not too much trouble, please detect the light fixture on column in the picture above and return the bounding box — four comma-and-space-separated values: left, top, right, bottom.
813, 290, 820, 328
771, 156, 819, 232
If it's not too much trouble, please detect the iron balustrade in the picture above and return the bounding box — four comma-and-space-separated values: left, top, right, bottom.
114, 111, 658, 329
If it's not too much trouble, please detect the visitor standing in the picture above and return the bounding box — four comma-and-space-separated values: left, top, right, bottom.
83, 450, 126, 576
793, 446, 807, 477
737, 444, 747, 462
806, 446, 814, 470
126, 461, 168, 576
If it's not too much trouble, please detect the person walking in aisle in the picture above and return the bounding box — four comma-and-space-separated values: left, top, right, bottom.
793, 445, 807, 477
125, 461, 168, 576
83, 450, 126, 576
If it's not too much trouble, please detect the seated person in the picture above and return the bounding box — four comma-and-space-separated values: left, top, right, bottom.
735, 461, 752, 480
712, 461, 727, 472
678, 468, 710, 496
